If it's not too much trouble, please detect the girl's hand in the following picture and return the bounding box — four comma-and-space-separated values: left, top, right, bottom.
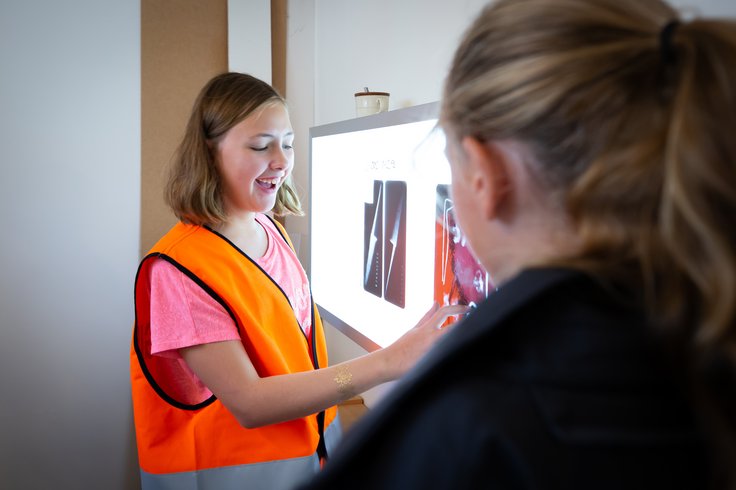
382, 302, 470, 379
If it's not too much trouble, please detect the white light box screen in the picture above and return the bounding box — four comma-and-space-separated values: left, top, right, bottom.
309, 103, 490, 350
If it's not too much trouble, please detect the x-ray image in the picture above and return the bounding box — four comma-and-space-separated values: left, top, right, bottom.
363, 180, 406, 308
310, 106, 457, 348
363, 181, 384, 298
434, 184, 491, 316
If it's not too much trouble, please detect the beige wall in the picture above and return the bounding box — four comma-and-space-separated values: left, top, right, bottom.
140, 0, 229, 256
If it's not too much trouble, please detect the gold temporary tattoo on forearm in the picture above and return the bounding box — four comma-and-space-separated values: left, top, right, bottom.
333, 365, 354, 396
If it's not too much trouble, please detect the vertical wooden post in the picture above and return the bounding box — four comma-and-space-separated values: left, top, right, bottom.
271, 0, 288, 97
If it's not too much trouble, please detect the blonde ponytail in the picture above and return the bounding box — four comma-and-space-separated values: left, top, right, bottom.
441, 1, 736, 485
659, 19, 736, 487
660, 19, 736, 348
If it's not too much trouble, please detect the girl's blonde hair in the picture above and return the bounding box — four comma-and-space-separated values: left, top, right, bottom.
442, 0, 736, 484
165, 72, 302, 226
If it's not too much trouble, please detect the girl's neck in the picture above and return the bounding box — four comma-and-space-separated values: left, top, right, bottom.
216, 211, 258, 234
214, 212, 268, 258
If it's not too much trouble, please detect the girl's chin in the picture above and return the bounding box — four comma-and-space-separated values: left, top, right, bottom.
255, 186, 280, 201
256, 196, 278, 212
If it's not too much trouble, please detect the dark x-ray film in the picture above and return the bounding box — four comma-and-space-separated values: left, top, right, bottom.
363, 180, 406, 308
363, 180, 384, 298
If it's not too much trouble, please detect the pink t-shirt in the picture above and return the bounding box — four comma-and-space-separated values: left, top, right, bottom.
255, 215, 312, 338
148, 214, 312, 403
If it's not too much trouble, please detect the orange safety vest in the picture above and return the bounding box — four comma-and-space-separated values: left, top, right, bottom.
130, 219, 339, 490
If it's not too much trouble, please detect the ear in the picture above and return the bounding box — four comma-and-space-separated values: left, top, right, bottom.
460, 136, 511, 220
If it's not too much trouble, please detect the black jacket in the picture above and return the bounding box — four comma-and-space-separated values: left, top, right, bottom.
301, 268, 706, 489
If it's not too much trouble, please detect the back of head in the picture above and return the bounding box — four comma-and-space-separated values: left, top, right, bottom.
442, 0, 736, 484
166, 72, 302, 226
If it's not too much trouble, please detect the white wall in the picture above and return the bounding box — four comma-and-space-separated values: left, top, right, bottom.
284, 0, 317, 261
228, 0, 272, 83
285, 0, 736, 408
0, 1, 140, 488
306, 0, 736, 126
671, 0, 736, 16
313, 0, 488, 125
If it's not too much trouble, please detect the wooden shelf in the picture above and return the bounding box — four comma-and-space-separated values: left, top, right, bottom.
337, 396, 368, 432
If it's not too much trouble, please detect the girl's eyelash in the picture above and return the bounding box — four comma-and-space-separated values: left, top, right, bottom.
251, 145, 293, 151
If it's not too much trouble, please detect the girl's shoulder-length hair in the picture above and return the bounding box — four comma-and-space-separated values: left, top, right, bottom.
165, 72, 302, 227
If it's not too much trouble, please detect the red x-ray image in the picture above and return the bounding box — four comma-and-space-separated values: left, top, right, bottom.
434, 184, 492, 325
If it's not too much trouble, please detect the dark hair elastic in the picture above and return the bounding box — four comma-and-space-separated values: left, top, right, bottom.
660, 20, 680, 65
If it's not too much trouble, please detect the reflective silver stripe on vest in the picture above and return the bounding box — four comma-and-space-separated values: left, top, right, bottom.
140, 414, 343, 490
324, 412, 343, 456
141, 454, 319, 490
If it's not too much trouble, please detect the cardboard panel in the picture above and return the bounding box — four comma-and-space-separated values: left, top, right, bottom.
140, 0, 228, 256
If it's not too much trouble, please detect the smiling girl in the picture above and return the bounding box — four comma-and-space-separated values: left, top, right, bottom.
130, 72, 466, 490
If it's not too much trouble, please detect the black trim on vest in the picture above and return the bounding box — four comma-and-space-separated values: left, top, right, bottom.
135, 220, 333, 452
260, 216, 322, 365
265, 216, 331, 459
316, 410, 328, 461
203, 222, 312, 349
263, 214, 290, 247
133, 253, 235, 410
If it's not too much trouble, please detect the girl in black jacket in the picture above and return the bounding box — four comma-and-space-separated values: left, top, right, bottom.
301, 0, 736, 488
